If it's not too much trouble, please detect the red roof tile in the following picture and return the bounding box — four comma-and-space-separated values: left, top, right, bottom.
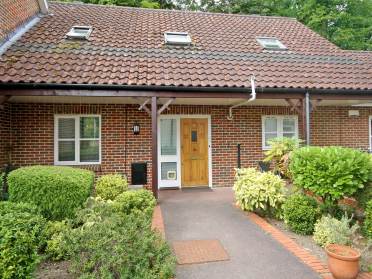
0, 2, 371, 90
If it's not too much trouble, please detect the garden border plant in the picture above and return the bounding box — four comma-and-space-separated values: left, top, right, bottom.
7, 166, 94, 220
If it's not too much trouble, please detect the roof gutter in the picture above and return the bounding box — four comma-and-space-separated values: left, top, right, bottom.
0, 82, 371, 95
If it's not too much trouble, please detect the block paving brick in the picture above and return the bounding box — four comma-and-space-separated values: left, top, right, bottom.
246, 212, 372, 279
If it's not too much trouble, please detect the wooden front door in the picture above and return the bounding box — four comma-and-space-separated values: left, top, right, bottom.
181, 118, 209, 187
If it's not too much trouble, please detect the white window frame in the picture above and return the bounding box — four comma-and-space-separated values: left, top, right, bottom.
256, 37, 287, 50
66, 26, 92, 40
164, 32, 192, 45
54, 115, 101, 165
262, 115, 298, 150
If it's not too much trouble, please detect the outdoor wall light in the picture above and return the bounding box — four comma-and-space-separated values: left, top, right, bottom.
133, 122, 140, 135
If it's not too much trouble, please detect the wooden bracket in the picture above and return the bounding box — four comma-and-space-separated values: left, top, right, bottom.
285, 98, 302, 114
135, 97, 151, 116
157, 98, 175, 115
0, 96, 11, 109
310, 99, 322, 112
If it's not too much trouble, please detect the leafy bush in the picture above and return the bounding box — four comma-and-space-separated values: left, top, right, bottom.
282, 194, 321, 235
8, 166, 94, 220
95, 174, 128, 200
65, 198, 175, 279
354, 182, 372, 210
233, 168, 286, 217
0, 173, 3, 200
313, 215, 359, 247
363, 200, 372, 239
0, 202, 47, 279
264, 137, 301, 178
45, 220, 73, 260
114, 189, 156, 218
290, 146, 372, 205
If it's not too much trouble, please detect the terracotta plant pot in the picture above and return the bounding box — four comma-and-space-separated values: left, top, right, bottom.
325, 244, 361, 279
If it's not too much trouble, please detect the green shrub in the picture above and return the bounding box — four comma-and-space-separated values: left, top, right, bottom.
354, 182, 372, 210
8, 166, 94, 220
264, 137, 302, 178
0, 202, 47, 279
0, 173, 3, 200
290, 146, 372, 205
282, 194, 321, 235
313, 215, 358, 247
114, 189, 156, 218
95, 174, 128, 200
45, 220, 73, 260
363, 200, 372, 239
233, 168, 286, 217
66, 198, 175, 279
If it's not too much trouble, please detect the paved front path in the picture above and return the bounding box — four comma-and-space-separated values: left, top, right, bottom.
160, 187, 320, 279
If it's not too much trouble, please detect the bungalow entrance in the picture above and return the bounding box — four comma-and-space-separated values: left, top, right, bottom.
158, 115, 212, 189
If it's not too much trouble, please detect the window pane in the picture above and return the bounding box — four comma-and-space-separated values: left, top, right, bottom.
80, 140, 99, 162
283, 118, 295, 132
160, 119, 177, 155
283, 133, 295, 138
161, 162, 177, 180
58, 118, 75, 139
264, 133, 278, 147
58, 141, 75, 161
80, 117, 99, 139
264, 118, 277, 133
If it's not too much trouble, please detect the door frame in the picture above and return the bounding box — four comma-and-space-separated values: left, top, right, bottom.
157, 114, 212, 189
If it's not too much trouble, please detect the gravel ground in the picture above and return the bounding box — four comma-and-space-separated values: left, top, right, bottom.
267, 218, 372, 272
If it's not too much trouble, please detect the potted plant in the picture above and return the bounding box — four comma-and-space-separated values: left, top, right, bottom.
325, 244, 361, 279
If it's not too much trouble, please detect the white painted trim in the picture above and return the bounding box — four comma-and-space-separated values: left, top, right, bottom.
54, 114, 101, 165
158, 114, 212, 189
261, 115, 299, 150
0, 16, 41, 56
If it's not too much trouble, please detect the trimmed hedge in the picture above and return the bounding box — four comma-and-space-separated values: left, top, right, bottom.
8, 166, 94, 220
95, 174, 128, 200
290, 146, 372, 203
282, 194, 320, 235
0, 202, 47, 279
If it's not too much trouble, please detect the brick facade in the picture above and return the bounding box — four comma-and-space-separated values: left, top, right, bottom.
1, 103, 371, 187
0, 0, 40, 42
0, 103, 10, 166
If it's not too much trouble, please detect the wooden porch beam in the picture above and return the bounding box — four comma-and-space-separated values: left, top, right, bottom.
151, 96, 158, 199
0, 89, 304, 99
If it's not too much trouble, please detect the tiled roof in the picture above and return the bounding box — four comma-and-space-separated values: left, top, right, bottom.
0, 2, 371, 90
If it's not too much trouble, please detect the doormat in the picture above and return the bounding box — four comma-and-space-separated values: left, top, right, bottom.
172, 239, 229, 265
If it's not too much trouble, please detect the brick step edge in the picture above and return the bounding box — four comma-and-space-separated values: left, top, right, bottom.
151, 204, 165, 238
246, 212, 372, 279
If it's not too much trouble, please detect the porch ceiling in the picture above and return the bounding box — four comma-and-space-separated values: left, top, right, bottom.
8, 95, 372, 107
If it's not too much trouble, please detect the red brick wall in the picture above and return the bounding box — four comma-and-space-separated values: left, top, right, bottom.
4, 103, 372, 187
0, 104, 10, 168
0, 0, 40, 42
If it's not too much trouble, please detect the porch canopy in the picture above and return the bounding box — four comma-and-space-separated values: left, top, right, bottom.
1, 85, 372, 198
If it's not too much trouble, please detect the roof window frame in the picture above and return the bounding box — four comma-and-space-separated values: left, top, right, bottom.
256, 37, 287, 50
66, 26, 93, 40
164, 32, 192, 46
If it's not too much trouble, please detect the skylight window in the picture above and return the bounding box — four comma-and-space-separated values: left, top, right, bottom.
256, 37, 287, 50
66, 26, 92, 40
164, 32, 191, 45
